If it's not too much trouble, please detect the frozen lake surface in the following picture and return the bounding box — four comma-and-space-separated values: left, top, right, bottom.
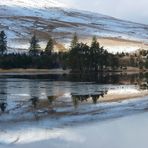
0, 73, 147, 147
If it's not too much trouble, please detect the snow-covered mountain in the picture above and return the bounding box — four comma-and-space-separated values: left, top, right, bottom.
1, 0, 66, 8
0, 0, 148, 52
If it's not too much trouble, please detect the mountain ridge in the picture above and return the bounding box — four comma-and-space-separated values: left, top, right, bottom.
0, 0, 66, 8
0, 0, 148, 52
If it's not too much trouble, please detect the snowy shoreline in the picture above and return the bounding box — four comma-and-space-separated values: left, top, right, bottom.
0, 95, 148, 146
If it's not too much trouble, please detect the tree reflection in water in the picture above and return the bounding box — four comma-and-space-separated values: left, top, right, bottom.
0, 73, 147, 114
30, 97, 39, 108
71, 90, 108, 107
30, 96, 57, 111
0, 79, 8, 113
0, 102, 7, 112
140, 82, 148, 90
48, 96, 57, 105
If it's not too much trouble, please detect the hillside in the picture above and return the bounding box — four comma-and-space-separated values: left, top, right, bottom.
0, 0, 148, 52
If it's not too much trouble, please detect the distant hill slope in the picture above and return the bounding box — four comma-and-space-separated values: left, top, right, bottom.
0, 0, 148, 52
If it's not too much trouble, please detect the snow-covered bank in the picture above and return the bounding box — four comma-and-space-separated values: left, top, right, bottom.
0, 95, 148, 146
1, 96, 148, 147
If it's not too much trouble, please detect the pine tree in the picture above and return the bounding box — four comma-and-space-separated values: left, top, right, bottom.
45, 36, 54, 55
70, 33, 78, 48
29, 35, 40, 56
90, 36, 100, 71
91, 36, 99, 47
0, 31, 7, 55
69, 42, 89, 72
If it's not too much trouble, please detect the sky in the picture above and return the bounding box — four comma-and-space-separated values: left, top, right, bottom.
61, 0, 148, 24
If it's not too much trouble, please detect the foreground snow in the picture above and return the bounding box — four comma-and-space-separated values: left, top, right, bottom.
0, 95, 148, 148
0, 95, 148, 146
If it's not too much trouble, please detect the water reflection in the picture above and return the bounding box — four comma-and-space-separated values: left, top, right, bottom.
0, 102, 7, 112
48, 96, 57, 105
0, 73, 148, 146
29, 96, 58, 114
72, 94, 90, 108
140, 83, 148, 90
72, 90, 108, 108
92, 93, 104, 104
0, 73, 147, 115
3, 72, 148, 84
0, 79, 8, 113
30, 97, 39, 108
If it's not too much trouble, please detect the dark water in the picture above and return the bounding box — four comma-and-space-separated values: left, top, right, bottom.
1, 72, 148, 84
0, 72, 147, 113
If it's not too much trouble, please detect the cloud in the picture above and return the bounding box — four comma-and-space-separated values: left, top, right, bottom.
61, 0, 148, 24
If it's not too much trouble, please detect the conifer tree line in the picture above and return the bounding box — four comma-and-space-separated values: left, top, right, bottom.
0, 31, 54, 56
66, 35, 119, 72
0, 31, 58, 69
0, 31, 7, 55
0, 30, 147, 71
